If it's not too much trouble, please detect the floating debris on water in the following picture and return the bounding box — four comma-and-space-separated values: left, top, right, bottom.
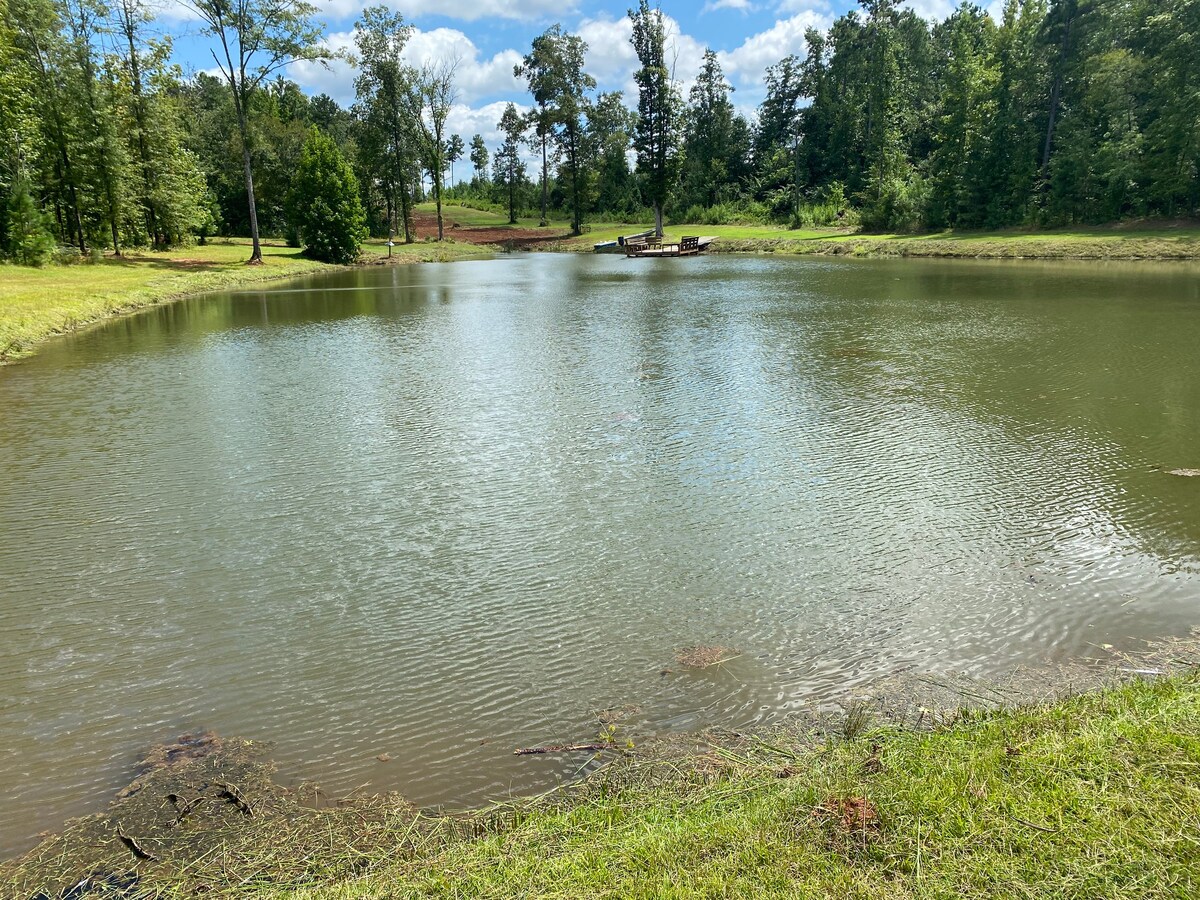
675, 646, 740, 669
1166, 468, 1200, 477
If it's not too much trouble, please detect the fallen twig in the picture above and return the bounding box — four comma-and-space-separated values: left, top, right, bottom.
115, 823, 158, 861
215, 782, 254, 818
514, 744, 608, 756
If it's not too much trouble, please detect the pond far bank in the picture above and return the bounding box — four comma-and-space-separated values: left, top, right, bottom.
4, 642, 1198, 899
5, 219, 1199, 365
0, 238, 491, 365
555, 219, 1200, 261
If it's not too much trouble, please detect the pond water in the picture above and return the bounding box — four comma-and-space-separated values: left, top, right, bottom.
1, 253, 1199, 856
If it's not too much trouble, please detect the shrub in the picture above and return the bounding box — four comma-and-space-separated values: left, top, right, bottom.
288, 128, 368, 264
4, 177, 56, 267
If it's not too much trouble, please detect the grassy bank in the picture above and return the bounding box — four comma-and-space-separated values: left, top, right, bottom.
5, 669, 1198, 899
713, 224, 1200, 260
0, 238, 489, 364
275, 673, 1200, 899
456, 205, 1200, 260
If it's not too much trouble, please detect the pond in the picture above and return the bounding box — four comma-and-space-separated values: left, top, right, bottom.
1, 253, 1198, 856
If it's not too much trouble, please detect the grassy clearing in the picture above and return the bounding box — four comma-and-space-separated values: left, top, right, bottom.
5, 671, 1197, 899
0, 238, 488, 364
422, 201, 1200, 258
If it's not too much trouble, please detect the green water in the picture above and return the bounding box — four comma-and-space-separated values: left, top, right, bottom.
1, 253, 1198, 856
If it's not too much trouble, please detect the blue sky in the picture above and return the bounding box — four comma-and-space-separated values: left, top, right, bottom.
158, 0, 979, 151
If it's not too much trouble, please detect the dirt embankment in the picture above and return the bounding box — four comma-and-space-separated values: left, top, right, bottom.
410, 211, 572, 249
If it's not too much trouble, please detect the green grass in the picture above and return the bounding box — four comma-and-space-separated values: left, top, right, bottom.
5, 673, 1197, 898
0, 237, 489, 363
546, 218, 1200, 259
258, 674, 1200, 899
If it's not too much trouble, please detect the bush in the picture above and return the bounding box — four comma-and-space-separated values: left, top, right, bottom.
288, 127, 368, 264
668, 200, 770, 226
4, 177, 56, 267
859, 171, 929, 233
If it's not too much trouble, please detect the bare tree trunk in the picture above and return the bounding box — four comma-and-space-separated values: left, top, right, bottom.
433, 169, 444, 241
235, 103, 264, 264
540, 133, 548, 227
399, 180, 413, 243
654, 202, 664, 238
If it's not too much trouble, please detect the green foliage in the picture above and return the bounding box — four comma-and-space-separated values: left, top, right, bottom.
493, 103, 529, 224
628, 0, 682, 235
468, 134, 489, 184
288, 127, 367, 264
669, 200, 769, 227
679, 51, 751, 211
4, 175, 56, 265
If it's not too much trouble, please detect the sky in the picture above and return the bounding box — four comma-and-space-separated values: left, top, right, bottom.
157, 0, 994, 158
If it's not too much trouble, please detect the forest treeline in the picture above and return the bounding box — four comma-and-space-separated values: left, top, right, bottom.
1, 0, 1197, 266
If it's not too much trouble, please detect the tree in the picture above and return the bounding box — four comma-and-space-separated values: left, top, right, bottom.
111, 0, 211, 247
516, 26, 594, 235
628, 0, 681, 236
588, 91, 637, 216
288, 126, 366, 263
445, 133, 464, 184
62, 0, 126, 255
7, 0, 88, 253
680, 49, 749, 211
353, 5, 418, 244
469, 133, 489, 184
4, 174, 56, 265
755, 55, 805, 217
925, 4, 998, 228
402, 59, 457, 241
515, 25, 581, 228
494, 103, 526, 224
183, 0, 332, 264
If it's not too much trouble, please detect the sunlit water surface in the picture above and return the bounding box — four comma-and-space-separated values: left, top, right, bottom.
1, 253, 1198, 855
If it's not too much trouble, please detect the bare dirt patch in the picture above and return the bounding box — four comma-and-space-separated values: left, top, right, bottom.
411, 211, 571, 248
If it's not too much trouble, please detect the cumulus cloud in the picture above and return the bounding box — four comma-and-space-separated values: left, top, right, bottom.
702, 0, 755, 13
901, 0, 957, 21
287, 25, 523, 106
718, 10, 830, 84
576, 13, 706, 98
313, 0, 573, 23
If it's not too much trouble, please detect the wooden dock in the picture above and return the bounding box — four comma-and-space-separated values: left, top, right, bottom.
623, 235, 714, 258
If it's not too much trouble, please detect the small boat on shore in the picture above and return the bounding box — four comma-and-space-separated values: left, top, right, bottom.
623, 235, 715, 258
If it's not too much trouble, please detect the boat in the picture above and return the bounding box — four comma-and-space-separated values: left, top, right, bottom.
594, 229, 656, 253
623, 235, 716, 258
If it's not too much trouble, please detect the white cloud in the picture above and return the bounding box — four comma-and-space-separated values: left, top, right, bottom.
717, 11, 829, 84
702, 0, 755, 13
313, 0, 574, 23
576, 13, 706, 98
901, 0, 956, 21
446, 100, 528, 146
287, 26, 522, 106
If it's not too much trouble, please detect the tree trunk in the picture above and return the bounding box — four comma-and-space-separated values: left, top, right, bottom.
399, 179, 413, 243
235, 102, 263, 265
570, 128, 581, 236
540, 130, 548, 227
123, 17, 160, 247
654, 202, 664, 238
432, 169, 444, 241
